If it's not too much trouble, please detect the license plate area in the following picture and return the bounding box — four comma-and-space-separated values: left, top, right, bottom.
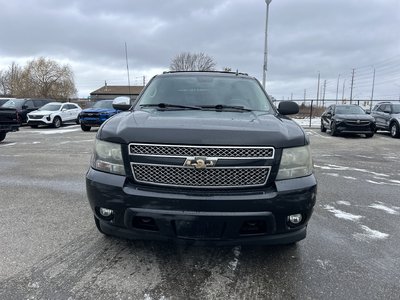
173, 220, 225, 239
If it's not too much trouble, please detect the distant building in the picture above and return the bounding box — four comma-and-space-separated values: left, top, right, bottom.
90, 84, 144, 101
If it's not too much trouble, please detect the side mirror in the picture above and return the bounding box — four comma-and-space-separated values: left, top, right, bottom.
277, 101, 299, 115
112, 96, 131, 111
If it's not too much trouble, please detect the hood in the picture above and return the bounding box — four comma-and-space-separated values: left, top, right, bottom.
81, 108, 116, 114
28, 110, 55, 115
335, 114, 374, 121
98, 109, 307, 148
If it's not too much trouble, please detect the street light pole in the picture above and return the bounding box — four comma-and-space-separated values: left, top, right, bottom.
262, 0, 272, 89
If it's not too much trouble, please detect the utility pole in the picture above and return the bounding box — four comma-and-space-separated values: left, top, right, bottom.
370, 68, 375, 111
125, 42, 131, 97
322, 80, 326, 107
342, 79, 346, 102
304, 89, 306, 105
336, 74, 340, 104
262, 0, 272, 89
143, 76, 146, 86
350, 68, 355, 105
316, 72, 320, 107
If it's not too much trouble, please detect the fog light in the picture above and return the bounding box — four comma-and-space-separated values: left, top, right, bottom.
288, 214, 302, 224
99, 207, 113, 217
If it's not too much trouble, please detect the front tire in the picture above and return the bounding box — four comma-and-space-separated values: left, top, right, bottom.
330, 122, 338, 136
390, 122, 400, 138
81, 124, 91, 131
52, 116, 62, 128
320, 121, 327, 132
365, 133, 374, 138
0, 132, 6, 142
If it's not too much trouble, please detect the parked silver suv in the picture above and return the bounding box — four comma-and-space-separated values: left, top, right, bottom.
371, 102, 400, 138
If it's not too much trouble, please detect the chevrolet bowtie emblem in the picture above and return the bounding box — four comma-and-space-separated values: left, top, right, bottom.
184, 157, 217, 169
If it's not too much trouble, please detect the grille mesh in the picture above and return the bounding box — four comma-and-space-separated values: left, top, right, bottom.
132, 164, 269, 188
130, 144, 274, 158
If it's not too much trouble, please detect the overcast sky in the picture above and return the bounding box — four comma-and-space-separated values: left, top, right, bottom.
0, 0, 399, 101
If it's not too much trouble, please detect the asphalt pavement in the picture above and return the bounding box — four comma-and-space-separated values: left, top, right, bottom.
0, 125, 399, 300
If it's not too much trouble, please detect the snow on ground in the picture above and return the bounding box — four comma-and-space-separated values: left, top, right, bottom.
292, 118, 320, 127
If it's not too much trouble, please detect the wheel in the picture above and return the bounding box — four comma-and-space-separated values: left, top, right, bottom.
30, 125, 38, 128
76, 118, 80, 124
0, 132, 6, 142
390, 122, 400, 138
94, 216, 109, 236
330, 122, 337, 136
320, 121, 327, 132
365, 133, 374, 138
52, 116, 62, 128
81, 124, 91, 131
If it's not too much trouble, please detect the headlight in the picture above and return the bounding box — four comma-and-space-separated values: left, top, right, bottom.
276, 145, 313, 180
91, 139, 126, 175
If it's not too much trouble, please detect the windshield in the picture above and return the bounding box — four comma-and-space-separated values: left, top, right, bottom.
392, 104, 400, 114
92, 100, 114, 109
2, 99, 25, 109
39, 103, 61, 111
138, 75, 273, 112
335, 106, 365, 115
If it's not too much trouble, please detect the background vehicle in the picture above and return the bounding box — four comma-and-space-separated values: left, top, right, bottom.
0, 98, 52, 124
320, 104, 376, 137
86, 71, 317, 246
79, 99, 120, 131
370, 102, 400, 138
0, 98, 50, 141
27, 102, 82, 128
0, 98, 15, 107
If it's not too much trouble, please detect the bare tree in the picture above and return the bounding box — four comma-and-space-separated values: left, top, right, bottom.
0, 58, 77, 99
24, 57, 77, 99
170, 52, 216, 71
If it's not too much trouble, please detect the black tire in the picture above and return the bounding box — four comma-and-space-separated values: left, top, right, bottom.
365, 133, 374, 138
81, 124, 91, 131
30, 125, 39, 128
330, 122, 337, 136
52, 116, 62, 128
320, 121, 327, 132
389, 122, 400, 138
0, 132, 6, 142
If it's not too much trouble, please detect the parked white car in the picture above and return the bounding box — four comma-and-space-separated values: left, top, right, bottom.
27, 102, 82, 128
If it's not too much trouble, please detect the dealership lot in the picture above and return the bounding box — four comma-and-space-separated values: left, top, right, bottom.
0, 126, 399, 299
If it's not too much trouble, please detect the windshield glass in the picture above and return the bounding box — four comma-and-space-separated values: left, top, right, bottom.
92, 100, 114, 109
392, 104, 400, 114
2, 99, 25, 109
138, 75, 273, 112
39, 103, 61, 111
335, 106, 365, 115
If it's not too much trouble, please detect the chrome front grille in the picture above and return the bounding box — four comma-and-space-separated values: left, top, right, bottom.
130, 143, 274, 158
129, 143, 274, 188
132, 164, 270, 188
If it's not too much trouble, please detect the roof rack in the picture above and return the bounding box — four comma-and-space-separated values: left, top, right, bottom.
162, 70, 249, 76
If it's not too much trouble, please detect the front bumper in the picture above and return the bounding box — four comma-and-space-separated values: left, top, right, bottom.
86, 168, 317, 245
335, 121, 376, 134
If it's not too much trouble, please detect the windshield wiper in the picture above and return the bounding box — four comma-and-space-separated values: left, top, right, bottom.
140, 103, 202, 110
200, 104, 252, 112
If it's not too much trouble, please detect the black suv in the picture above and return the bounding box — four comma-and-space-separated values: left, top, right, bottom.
370, 102, 400, 138
320, 104, 376, 137
1, 98, 52, 124
86, 71, 317, 245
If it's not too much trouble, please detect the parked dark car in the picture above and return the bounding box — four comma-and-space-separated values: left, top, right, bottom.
0, 98, 52, 124
370, 102, 400, 138
320, 104, 376, 137
79, 100, 120, 131
86, 71, 317, 246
